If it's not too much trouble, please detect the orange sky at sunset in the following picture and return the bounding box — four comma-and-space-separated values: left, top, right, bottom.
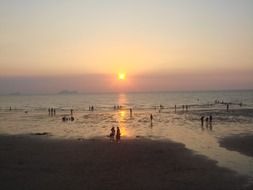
0, 0, 252, 94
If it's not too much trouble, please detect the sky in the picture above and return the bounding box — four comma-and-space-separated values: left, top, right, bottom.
0, 0, 253, 94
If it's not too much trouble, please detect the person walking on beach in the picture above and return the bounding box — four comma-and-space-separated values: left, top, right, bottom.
54, 108, 56, 116
174, 105, 177, 113
48, 108, 50, 115
116, 127, 121, 143
226, 104, 229, 112
130, 108, 133, 118
70, 109, 73, 116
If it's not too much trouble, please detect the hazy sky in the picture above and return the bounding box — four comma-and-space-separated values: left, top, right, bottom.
0, 0, 253, 93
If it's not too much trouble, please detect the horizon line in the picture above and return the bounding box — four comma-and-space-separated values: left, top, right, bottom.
1, 88, 253, 96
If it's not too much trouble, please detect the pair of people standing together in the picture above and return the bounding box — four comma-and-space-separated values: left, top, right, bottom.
110, 126, 121, 142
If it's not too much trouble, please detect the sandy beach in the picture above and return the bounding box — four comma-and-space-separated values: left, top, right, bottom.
0, 135, 252, 190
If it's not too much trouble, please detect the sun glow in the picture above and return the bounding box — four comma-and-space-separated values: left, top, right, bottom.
118, 73, 126, 80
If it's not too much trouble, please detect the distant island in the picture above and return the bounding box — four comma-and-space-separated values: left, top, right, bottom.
57, 90, 78, 95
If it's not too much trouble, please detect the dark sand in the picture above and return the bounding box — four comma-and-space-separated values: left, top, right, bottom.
0, 135, 252, 190
220, 134, 253, 157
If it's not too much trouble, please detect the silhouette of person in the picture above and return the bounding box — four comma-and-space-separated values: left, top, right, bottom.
182, 105, 185, 111
116, 127, 121, 143
9, 106, 12, 111
150, 114, 153, 127
186, 105, 188, 111
48, 108, 50, 115
70, 109, 73, 116
50, 108, 53, 116
150, 114, 153, 122
205, 117, 209, 128
209, 115, 212, 124
226, 104, 229, 112
130, 108, 133, 117
54, 109, 56, 116
201, 116, 204, 127
209, 115, 213, 130
110, 126, 115, 141
174, 105, 177, 113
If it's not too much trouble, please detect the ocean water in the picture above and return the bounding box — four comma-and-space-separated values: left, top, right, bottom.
0, 90, 253, 177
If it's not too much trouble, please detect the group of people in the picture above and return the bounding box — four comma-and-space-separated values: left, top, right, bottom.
182, 105, 189, 111
62, 115, 75, 122
88, 106, 94, 111
61, 109, 74, 122
114, 105, 122, 110
48, 108, 56, 116
109, 126, 121, 143
200, 115, 213, 129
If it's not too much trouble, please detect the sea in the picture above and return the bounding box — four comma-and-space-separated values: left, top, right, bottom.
0, 90, 253, 177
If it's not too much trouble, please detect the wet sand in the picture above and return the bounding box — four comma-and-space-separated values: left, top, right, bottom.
0, 135, 252, 190
220, 134, 253, 157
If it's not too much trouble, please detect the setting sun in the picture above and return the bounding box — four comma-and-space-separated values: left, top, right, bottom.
118, 73, 126, 80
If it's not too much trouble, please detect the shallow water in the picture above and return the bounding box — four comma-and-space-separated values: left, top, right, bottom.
0, 90, 253, 177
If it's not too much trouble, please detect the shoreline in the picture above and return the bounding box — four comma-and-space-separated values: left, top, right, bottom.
0, 134, 252, 190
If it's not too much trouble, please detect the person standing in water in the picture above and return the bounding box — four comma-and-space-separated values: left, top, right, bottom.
201, 116, 204, 127
116, 127, 121, 143
50, 108, 53, 116
130, 108, 133, 118
209, 115, 213, 124
150, 114, 153, 127
209, 115, 213, 130
205, 117, 209, 128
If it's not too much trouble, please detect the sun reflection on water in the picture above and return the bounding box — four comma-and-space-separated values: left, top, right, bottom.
118, 110, 127, 136
117, 93, 129, 137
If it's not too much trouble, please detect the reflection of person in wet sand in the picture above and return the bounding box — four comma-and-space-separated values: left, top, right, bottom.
116, 127, 121, 143
109, 126, 115, 141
